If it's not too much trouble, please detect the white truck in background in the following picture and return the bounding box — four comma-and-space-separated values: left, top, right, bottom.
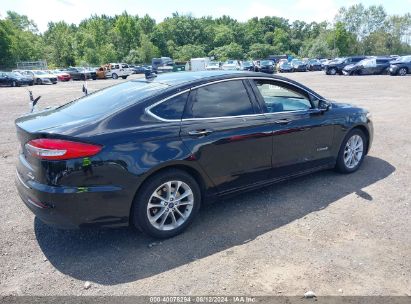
190, 58, 210, 72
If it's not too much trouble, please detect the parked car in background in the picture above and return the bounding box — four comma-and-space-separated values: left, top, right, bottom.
105, 63, 132, 79
307, 59, 322, 71
320, 59, 330, 69
205, 61, 221, 71
84, 67, 97, 80
23, 70, 57, 85
222, 60, 241, 70
49, 70, 71, 82
152, 57, 174, 73
278, 61, 293, 73
64, 67, 92, 81
15, 71, 373, 238
389, 55, 411, 76
132, 65, 152, 74
256, 60, 275, 74
343, 57, 393, 75
276, 58, 288, 70
325, 56, 367, 75
291, 60, 307, 72
241, 61, 255, 71
0, 71, 33, 87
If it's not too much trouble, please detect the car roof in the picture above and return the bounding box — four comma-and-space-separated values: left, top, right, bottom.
131, 71, 324, 99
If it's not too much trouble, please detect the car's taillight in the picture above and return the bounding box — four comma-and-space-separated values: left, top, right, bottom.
25, 139, 102, 160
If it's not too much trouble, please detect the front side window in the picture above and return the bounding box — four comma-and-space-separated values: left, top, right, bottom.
150, 92, 189, 120
187, 80, 254, 118
253, 80, 312, 113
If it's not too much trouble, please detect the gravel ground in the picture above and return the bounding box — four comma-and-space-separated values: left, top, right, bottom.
0, 72, 410, 296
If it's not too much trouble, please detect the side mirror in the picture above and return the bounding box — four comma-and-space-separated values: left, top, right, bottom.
318, 99, 330, 112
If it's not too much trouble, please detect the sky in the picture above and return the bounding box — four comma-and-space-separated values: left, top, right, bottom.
0, 0, 410, 32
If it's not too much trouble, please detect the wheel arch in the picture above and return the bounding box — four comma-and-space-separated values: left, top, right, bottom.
128, 162, 214, 224
350, 125, 370, 155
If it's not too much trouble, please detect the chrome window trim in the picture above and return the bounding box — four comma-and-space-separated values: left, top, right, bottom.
145, 76, 321, 122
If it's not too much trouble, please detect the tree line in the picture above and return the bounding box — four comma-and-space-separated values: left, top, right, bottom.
1, 4, 410, 69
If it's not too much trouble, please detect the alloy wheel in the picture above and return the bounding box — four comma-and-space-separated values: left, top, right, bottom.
343, 134, 364, 169
147, 180, 194, 231
329, 68, 337, 75
399, 68, 407, 76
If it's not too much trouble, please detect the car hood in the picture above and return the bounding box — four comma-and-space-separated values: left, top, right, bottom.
330, 101, 358, 109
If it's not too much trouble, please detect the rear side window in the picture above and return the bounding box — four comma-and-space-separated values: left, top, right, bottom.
376, 59, 389, 64
186, 80, 254, 118
150, 93, 188, 120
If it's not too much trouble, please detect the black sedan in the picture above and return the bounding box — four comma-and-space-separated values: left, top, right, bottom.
256, 60, 275, 73
278, 61, 293, 72
15, 71, 373, 238
241, 61, 255, 71
64, 67, 92, 80
0, 71, 34, 87
343, 58, 392, 75
325, 56, 366, 75
389, 55, 411, 76
291, 60, 307, 72
307, 59, 322, 71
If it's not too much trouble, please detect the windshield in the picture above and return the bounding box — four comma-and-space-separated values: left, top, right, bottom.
226, 60, 236, 64
55, 81, 169, 119
260, 60, 272, 65
242, 61, 252, 67
34, 71, 47, 75
333, 57, 346, 64
280, 62, 290, 66
293, 60, 303, 65
208, 62, 218, 66
9, 72, 22, 77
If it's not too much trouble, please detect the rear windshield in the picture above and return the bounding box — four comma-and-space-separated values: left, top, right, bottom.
55, 81, 169, 119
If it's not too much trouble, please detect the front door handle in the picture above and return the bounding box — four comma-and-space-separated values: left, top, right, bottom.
188, 129, 213, 137
274, 118, 291, 125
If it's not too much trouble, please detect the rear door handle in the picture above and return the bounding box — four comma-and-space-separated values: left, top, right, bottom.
188, 129, 213, 137
274, 118, 292, 125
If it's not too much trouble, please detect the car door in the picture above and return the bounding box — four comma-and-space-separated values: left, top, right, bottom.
180, 79, 273, 193
375, 59, 389, 74
250, 78, 335, 178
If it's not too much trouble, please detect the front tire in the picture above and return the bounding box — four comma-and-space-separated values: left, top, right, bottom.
36, 78, 42, 85
121, 76, 127, 79
329, 68, 337, 75
335, 129, 366, 173
398, 67, 407, 76
112, 73, 119, 79
131, 169, 201, 238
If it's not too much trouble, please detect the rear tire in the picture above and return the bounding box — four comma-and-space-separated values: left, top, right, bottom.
131, 169, 201, 238
36, 78, 42, 85
11, 81, 16, 87
335, 129, 367, 174
121, 76, 127, 79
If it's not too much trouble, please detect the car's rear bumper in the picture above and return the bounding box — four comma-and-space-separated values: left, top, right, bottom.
15, 169, 130, 229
